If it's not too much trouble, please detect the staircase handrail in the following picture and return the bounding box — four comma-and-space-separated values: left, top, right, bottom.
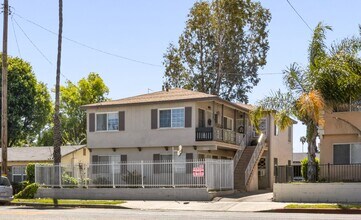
233, 134, 246, 168
244, 133, 266, 186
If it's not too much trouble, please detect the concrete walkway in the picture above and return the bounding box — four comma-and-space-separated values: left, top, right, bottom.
121, 190, 289, 212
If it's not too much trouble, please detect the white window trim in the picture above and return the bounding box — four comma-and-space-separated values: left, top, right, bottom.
95, 112, 119, 132
158, 107, 186, 129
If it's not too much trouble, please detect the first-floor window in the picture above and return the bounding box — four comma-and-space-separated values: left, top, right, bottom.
159, 108, 185, 128
96, 113, 119, 131
12, 166, 26, 183
334, 143, 361, 164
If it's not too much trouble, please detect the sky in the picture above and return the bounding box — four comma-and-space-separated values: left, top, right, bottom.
1, 0, 361, 152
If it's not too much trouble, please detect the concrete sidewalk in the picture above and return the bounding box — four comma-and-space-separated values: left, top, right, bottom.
121, 191, 289, 212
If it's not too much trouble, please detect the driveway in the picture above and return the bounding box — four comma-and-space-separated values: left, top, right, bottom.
216, 189, 273, 202
122, 190, 288, 212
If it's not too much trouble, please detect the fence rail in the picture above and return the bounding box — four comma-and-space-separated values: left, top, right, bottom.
275, 163, 361, 183
35, 159, 234, 190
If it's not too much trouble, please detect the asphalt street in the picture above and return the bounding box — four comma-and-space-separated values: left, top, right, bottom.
1, 206, 361, 220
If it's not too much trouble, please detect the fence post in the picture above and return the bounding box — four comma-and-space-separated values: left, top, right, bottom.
141, 160, 144, 188
327, 163, 330, 182
112, 162, 115, 188
34, 164, 37, 184
219, 160, 222, 191
172, 159, 175, 188
205, 159, 208, 189
59, 165, 62, 188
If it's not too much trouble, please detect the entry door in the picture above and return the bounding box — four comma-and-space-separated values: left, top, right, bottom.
198, 109, 205, 128
258, 157, 269, 189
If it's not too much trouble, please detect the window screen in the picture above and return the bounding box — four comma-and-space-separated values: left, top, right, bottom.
96, 114, 107, 131
172, 108, 185, 128
351, 143, 361, 164
159, 110, 171, 128
333, 144, 350, 165
107, 113, 119, 130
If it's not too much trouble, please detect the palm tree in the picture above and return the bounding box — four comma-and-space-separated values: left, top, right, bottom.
300, 136, 306, 152
252, 22, 361, 182
53, 0, 63, 166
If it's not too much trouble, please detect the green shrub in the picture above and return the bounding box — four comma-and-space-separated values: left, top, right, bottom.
14, 183, 39, 199
301, 157, 320, 181
26, 163, 36, 183
62, 173, 78, 186
12, 180, 30, 195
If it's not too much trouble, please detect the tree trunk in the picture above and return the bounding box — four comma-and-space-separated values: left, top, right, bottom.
307, 123, 318, 182
53, 0, 63, 166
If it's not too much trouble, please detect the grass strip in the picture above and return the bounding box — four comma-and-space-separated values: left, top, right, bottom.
286, 203, 361, 210
12, 198, 125, 206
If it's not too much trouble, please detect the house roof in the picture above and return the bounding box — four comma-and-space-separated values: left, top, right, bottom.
0, 145, 86, 162
235, 103, 255, 112
293, 152, 320, 163
81, 88, 250, 112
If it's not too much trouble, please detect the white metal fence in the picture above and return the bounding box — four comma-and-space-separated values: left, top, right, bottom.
35, 159, 234, 190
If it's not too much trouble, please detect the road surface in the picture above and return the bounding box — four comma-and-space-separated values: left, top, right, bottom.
0, 206, 361, 220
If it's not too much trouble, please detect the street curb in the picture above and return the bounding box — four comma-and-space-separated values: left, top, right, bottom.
10, 202, 130, 209
262, 208, 361, 214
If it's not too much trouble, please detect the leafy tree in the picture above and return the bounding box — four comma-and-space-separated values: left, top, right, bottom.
60, 73, 109, 145
0, 56, 52, 146
37, 73, 109, 146
251, 22, 361, 182
163, 0, 271, 103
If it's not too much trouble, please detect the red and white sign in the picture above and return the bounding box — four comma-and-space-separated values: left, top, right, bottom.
193, 164, 204, 177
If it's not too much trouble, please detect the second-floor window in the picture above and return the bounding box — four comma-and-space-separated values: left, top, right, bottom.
96, 113, 119, 131
159, 108, 185, 128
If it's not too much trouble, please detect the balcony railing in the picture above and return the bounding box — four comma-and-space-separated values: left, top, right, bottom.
195, 127, 244, 145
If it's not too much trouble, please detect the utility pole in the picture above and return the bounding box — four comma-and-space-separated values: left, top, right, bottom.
1, 0, 9, 176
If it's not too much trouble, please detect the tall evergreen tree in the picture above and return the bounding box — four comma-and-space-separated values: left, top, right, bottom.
163, 0, 271, 103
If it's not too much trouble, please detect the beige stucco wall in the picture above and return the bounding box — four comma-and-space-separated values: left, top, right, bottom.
274, 183, 361, 203
62, 147, 90, 165
246, 166, 258, 191
91, 147, 197, 162
87, 102, 197, 148
87, 101, 245, 149
268, 115, 293, 188
90, 146, 235, 162
320, 111, 361, 164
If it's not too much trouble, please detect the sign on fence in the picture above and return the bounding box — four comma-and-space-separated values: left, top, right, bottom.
193, 164, 204, 177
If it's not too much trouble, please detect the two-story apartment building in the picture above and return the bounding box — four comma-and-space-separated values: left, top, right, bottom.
82, 88, 294, 191
319, 105, 361, 165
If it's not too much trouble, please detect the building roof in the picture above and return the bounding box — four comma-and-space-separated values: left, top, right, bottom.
235, 103, 255, 112
81, 88, 251, 112
82, 88, 216, 108
293, 152, 320, 163
0, 145, 86, 162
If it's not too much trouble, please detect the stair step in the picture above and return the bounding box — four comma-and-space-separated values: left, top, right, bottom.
233, 145, 258, 190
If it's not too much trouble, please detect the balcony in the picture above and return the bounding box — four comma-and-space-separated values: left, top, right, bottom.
195, 127, 244, 145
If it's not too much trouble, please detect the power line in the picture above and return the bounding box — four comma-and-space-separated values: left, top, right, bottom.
12, 16, 73, 83
10, 15, 21, 58
13, 12, 162, 68
286, 0, 312, 32
12, 17, 53, 65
